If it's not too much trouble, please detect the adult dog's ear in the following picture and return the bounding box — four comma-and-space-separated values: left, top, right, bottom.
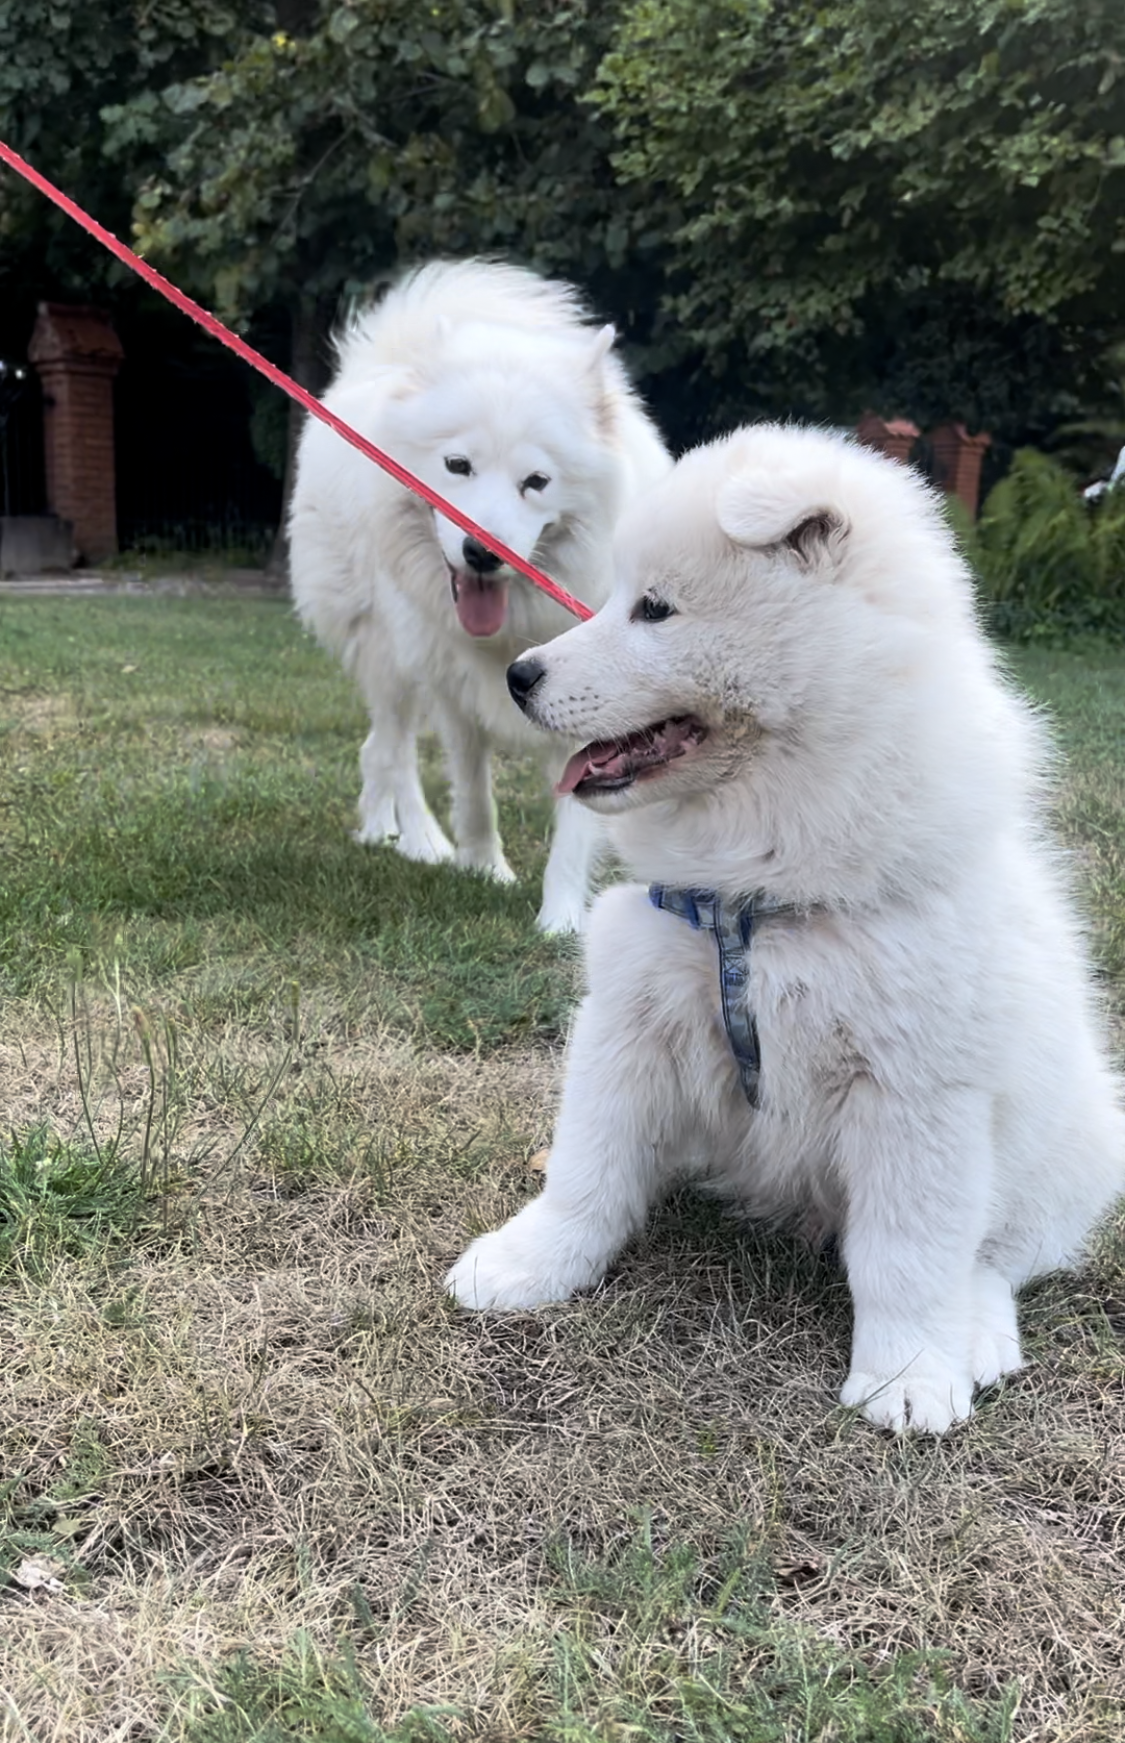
381, 366, 424, 404
585, 324, 619, 440
717, 471, 848, 566
586, 324, 617, 373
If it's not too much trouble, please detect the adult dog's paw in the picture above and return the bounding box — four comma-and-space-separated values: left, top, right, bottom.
455, 845, 517, 884
353, 800, 401, 849
839, 1363, 975, 1435
395, 817, 456, 864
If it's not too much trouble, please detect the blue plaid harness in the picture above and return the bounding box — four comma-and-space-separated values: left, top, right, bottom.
648, 884, 804, 1108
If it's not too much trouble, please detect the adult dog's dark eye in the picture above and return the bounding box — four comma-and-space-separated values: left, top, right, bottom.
632, 594, 677, 623
445, 456, 472, 476
521, 472, 550, 494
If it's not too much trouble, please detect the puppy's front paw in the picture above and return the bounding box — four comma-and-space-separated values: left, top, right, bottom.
535, 897, 587, 937
443, 1222, 563, 1311
840, 1362, 974, 1435
445, 1204, 606, 1311
970, 1324, 1023, 1391
445, 1234, 551, 1311
971, 1270, 1023, 1389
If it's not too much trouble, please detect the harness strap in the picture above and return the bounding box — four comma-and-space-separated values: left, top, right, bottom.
648, 883, 801, 1107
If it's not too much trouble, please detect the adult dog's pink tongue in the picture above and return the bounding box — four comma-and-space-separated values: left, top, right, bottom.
454, 573, 509, 637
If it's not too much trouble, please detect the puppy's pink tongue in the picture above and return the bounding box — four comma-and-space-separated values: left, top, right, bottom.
556, 749, 595, 797
555, 739, 627, 796
454, 573, 509, 637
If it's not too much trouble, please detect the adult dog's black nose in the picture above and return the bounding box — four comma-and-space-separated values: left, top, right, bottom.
462, 536, 502, 574
507, 657, 546, 712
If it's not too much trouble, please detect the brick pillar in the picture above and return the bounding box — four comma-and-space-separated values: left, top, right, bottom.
930, 422, 992, 519
854, 413, 921, 465
28, 304, 124, 562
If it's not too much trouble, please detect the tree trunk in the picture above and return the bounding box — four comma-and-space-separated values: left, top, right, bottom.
266, 291, 332, 584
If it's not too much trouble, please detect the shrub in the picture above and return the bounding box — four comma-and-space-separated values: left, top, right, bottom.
969, 449, 1125, 639
1091, 476, 1125, 602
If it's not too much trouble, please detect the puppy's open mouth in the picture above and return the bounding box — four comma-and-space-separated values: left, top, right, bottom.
447, 564, 509, 638
555, 716, 708, 797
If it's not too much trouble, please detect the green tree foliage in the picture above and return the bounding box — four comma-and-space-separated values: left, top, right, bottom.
96, 0, 648, 562
0, 0, 268, 298
5, 0, 1125, 495
1048, 342, 1125, 482
100, 1, 639, 329
591, 0, 1125, 432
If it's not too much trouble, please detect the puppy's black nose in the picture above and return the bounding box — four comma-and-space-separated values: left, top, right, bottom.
507, 657, 546, 712
463, 536, 502, 574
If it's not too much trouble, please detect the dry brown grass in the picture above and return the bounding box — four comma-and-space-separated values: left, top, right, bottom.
4, 604, 1124, 1741
3, 985, 1125, 1742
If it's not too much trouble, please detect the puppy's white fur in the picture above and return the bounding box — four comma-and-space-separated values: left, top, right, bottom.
288, 259, 670, 933
446, 424, 1125, 1433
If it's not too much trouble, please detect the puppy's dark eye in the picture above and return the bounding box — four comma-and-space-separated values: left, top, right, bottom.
521, 472, 550, 494
445, 456, 472, 476
632, 593, 677, 624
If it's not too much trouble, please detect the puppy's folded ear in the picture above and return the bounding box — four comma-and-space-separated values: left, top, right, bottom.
717, 471, 848, 565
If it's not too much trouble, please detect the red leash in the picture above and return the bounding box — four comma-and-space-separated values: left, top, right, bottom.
0, 139, 594, 622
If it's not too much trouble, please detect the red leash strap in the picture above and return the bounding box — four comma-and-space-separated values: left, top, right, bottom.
0, 139, 594, 622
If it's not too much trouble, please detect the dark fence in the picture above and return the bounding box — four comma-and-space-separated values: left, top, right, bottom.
113, 326, 284, 562
3, 322, 285, 561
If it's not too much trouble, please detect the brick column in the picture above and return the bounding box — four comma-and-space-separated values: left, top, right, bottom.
28, 304, 124, 562
854, 413, 921, 466
929, 423, 992, 519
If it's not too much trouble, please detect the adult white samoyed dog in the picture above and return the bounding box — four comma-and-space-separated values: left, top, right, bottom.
288, 259, 671, 934
446, 423, 1125, 1434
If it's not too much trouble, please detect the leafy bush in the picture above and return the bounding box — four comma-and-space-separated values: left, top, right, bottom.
1091, 478, 1125, 605
970, 449, 1125, 640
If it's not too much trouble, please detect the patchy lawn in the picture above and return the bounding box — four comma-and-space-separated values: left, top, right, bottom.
1, 594, 1123, 1742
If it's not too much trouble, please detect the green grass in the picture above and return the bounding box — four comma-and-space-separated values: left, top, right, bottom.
0, 1123, 154, 1276
0, 596, 574, 1050
1, 594, 1124, 1743
1012, 640, 1125, 990
171, 1523, 1022, 1742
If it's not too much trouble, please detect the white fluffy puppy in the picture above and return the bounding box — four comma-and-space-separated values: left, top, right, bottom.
289, 260, 670, 934
447, 423, 1125, 1433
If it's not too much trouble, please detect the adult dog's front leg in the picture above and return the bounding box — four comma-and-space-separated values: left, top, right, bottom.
435, 706, 514, 883
446, 888, 683, 1308
355, 665, 453, 862
836, 1083, 1002, 1433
